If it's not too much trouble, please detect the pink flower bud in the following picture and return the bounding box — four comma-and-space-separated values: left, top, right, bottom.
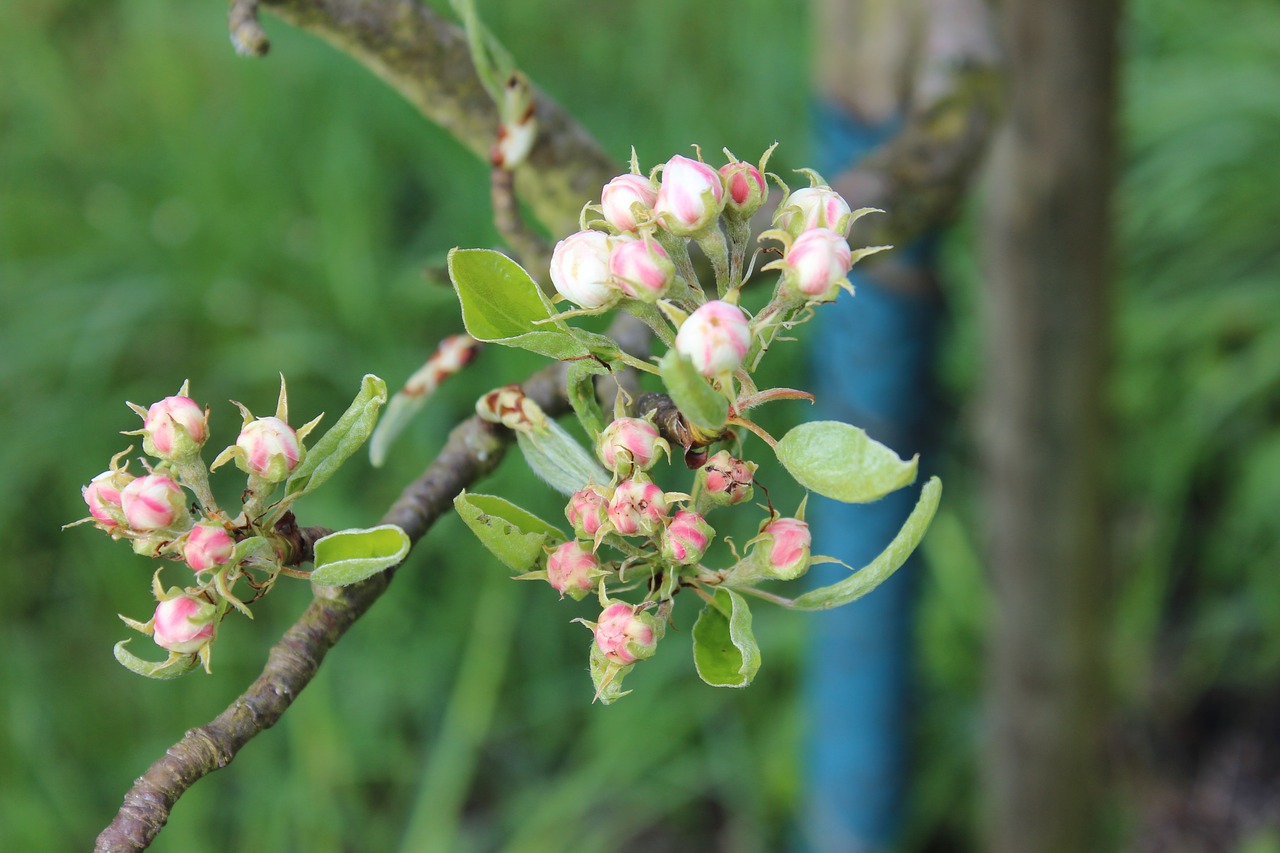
781, 227, 853, 302
609, 237, 674, 303
719, 160, 767, 220
184, 522, 236, 572
83, 469, 135, 529
546, 541, 600, 600
654, 154, 726, 236
696, 450, 757, 507
774, 185, 854, 237
120, 474, 188, 532
153, 594, 216, 654
674, 300, 751, 377
549, 230, 617, 309
596, 417, 669, 474
566, 484, 611, 539
593, 602, 659, 664
236, 416, 301, 482
661, 509, 714, 565
143, 395, 208, 459
755, 517, 812, 581
601, 173, 658, 232
607, 478, 669, 538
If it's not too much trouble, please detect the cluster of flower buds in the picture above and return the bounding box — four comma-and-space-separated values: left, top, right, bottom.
72, 379, 326, 673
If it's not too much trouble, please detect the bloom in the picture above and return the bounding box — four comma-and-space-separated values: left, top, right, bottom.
696, 450, 756, 507
780, 227, 853, 302
549, 229, 616, 309
566, 484, 611, 539
719, 160, 767, 220
609, 237, 674, 302
120, 474, 188, 531
661, 509, 714, 565
152, 595, 217, 653
142, 395, 208, 459
674, 300, 751, 377
184, 522, 236, 572
774, 185, 853, 237
754, 517, 812, 580
601, 173, 658, 233
546, 541, 600, 600
83, 469, 135, 529
596, 417, 669, 475
654, 154, 725, 236
236, 416, 301, 482
593, 602, 659, 664
607, 478, 669, 537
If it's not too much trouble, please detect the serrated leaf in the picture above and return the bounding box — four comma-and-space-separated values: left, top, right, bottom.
113, 641, 199, 680
454, 491, 566, 572
791, 476, 942, 611
775, 420, 918, 503
566, 358, 609, 437
658, 349, 728, 433
449, 248, 587, 360
516, 421, 610, 496
692, 588, 761, 688
310, 524, 410, 586
285, 374, 388, 500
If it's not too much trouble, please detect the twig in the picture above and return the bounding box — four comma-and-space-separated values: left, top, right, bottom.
228, 0, 269, 57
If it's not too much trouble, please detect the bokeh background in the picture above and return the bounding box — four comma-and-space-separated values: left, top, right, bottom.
2, 0, 1279, 850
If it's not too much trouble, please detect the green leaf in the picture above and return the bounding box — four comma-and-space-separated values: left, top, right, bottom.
658, 349, 728, 433
791, 476, 942, 611
775, 420, 918, 503
454, 491, 567, 572
449, 248, 587, 360
516, 421, 611, 496
692, 588, 761, 688
113, 641, 199, 680
285, 374, 388, 500
310, 524, 411, 586
566, 358, 609, 437
568, 327, 624, 363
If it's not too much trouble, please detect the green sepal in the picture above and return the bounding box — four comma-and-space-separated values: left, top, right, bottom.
775, 420, 918, 503
691, 588, 761, 688
113, 640, 199, 680
791, 476, 941, 611
658, 349, 728, 433
589, 642, 635, 705
454, 491, 567, 573
566, 358, 609, 437
284, 374, 388, 501
449, 248, 587, 360
309, 524, 410, 586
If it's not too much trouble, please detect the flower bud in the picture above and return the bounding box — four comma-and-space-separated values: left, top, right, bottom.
83, 469, 135, 530
719, 160, 767, 220
609, 237, 674, 303
235, 416, 302, 482
779, 227, 853, 303
549, 230, 617, 309
184, 522, 236, 572
601, 173, 658, 233
142, 395, 208, 460
152, 594, 216, 653
753, 517, 812, 581
593, 601, 660, 664
607, 478, 669, 538
596, 417, 669, 475
654, 154, 726, 237
774, 185, 853, 237
696, 450, 756, 507
661, 509, 714, 565
120, 474, 189, 532
566, 484, 611, 539
546, 541, 601, 600
674, 300, 751, 377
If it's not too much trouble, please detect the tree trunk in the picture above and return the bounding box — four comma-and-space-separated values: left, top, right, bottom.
980, 0, 1119, 850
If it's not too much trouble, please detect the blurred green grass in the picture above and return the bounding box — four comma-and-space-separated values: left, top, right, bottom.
2, 0, 1279, 849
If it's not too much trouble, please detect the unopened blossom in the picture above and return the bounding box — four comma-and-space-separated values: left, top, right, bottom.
152, 595, 216, 654
609, 237, 674, 302
83, 469, 135, 530
719, 160, 767, 220
184, 522, 236, 572
696, 450, 757, 507
607, 478, 669, 538
661, 509, 714, 565
566, 484, 611, 540
597, 417, 669, 475
120, 474, 188, 532
236, 416, 301, 482
654, 154, 725, 236
754, 517, 812, 581
774, 185, 853, 237
142, 395, 208, 460
674, 300, 751, 377
593, 602, 660, 665
601, 173, 658, 233
549, 229, 616, 309
779, 227, 853, 302
546, 541, 600, 601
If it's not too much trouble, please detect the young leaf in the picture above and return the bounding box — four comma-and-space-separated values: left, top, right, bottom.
692, 588, 762, 688
310, 524, 411, 586
516, 420, 611, 495
566, 358, 609, 437
790, 476, 942, 611
454, 491, 567, 572
449, 248, 587, 360
775, 420, 918, 503
112, 641, 199, 680
658, 349, 728, 433
285, 374, 388, 500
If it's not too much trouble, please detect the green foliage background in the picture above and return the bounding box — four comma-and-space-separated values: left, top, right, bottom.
1, 0, 1278, 850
